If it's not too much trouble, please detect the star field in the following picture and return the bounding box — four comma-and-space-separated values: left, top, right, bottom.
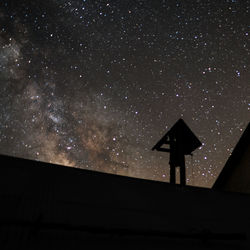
0, 0, 249, 187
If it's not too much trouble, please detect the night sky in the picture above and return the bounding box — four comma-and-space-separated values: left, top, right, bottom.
0, 0, 249, 187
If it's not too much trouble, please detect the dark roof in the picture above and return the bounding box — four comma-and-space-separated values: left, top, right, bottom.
2, 154, 250, 249
213, 122, 250, 189
152, 118, 202, 155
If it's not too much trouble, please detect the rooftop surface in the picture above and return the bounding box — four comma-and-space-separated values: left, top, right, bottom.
1, 154, 250, 249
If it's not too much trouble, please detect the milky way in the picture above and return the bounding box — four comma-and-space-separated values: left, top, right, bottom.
0, 0, 249, 187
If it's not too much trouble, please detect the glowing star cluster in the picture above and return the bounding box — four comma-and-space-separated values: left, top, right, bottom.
0, 0, 249, 187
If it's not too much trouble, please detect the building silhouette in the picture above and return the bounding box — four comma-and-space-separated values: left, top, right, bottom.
213, 122, 250, 193
0, 149, 250, 249
1, 120, 250, 249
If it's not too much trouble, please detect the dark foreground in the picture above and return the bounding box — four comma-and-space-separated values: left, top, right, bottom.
0, 154, 249, 249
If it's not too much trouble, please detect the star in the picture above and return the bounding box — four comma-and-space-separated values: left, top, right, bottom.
0, 0, 249, 187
